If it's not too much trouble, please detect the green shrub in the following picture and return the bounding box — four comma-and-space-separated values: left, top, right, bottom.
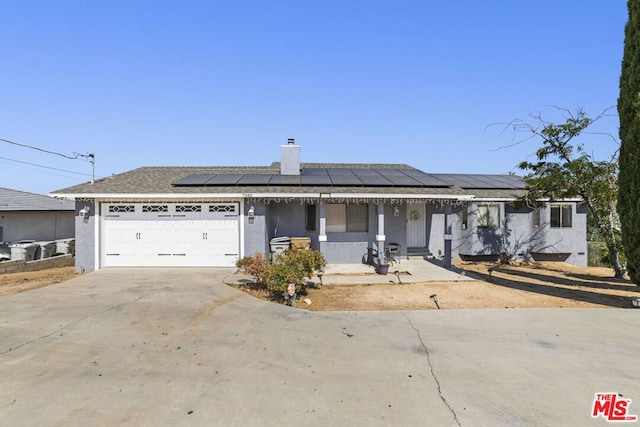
235, 252, 269, 284
281, 248, 327, 280
236, 249, 326, 297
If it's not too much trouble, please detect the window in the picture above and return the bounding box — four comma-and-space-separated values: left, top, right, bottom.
326, 204, 368, 233
142, 205, 168, 213
210, 204, 236, 213
176, 205, 202, 213
109, 205, 135, 213
305, 205, 316, 232
461, 206, 468, 230
550, 204, 572, 228
532, 208, 541, 228
477, 204, 500, 229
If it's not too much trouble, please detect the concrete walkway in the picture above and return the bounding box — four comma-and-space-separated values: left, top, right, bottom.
1, 268, 639, 426
314, 259, 476, 285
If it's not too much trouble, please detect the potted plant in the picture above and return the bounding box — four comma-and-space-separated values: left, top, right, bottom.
377, 256, 390, 275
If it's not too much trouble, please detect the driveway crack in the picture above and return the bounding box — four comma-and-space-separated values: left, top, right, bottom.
402, 313, 461, 426
0, 295, 147, 355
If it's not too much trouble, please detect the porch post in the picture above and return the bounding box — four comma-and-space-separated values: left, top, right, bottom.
376, 203, 385, 255
444, 204, 452, 268
318, 203, 327, 242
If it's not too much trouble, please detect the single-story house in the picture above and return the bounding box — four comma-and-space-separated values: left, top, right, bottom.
0, 187, 75, 244
52, 141, 587, 273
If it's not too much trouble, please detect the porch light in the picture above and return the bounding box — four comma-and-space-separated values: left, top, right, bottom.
248, 206, 255, 218
393, 206, 399, 216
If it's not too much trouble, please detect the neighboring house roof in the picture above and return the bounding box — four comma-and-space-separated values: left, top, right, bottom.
51, 164, 526, 200
0, 187, 75, 211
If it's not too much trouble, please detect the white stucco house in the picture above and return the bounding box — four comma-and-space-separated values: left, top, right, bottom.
52, 141, 587, 273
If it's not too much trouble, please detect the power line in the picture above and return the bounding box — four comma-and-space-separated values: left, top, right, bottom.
1, 135, 96, 183
0, 155, 98, 177
0, 136, 79, 160
0, 159, 89, 182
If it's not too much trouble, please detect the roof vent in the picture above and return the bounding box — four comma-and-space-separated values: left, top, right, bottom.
280, 138, 300, 176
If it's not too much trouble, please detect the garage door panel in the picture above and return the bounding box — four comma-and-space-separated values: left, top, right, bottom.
102, 203, 240, 267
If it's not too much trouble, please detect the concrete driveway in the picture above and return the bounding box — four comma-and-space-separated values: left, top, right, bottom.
1, 268, 639, 426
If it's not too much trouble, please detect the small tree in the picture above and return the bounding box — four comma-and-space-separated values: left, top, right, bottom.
506, 108, 625, 278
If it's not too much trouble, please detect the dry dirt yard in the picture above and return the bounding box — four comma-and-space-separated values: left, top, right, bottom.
232, 261, 640, 311
2, 263, 639, 311
0, 266, 78, 297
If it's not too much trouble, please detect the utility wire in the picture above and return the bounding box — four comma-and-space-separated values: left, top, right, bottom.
0, 155, 98, 177
0, 136, 80, 160
0, 159, 86, 181
1, 135, 96, 182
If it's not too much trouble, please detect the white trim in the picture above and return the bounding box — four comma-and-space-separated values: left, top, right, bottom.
55, 193, 319, 200
470, 197, 519, 202
376, 234, 386, 241
471, 197, 582, 202
54, 192, 477, 201
95, 203, 101, 269
318, 235, 327, 242
239, 199, 246, 259
326, 193, 474, 200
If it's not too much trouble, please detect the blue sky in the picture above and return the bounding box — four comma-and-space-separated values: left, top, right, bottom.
0, 1, 627, 195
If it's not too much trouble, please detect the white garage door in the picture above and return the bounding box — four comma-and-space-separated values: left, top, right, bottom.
101, 203, 240, 267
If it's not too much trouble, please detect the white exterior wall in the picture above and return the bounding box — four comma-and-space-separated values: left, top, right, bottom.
0, 211, 74, 243
451, 202, 587, 266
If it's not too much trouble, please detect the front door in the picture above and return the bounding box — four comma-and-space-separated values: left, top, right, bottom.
406, 203, 426, 247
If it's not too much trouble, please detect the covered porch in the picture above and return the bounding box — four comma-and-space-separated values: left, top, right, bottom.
247, 194, 471, 267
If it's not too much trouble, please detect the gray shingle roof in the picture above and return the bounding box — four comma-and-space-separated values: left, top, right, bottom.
0, 187, 75, 211
51, 164, 526, 199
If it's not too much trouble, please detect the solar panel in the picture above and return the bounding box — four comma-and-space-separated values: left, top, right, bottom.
385, 175, 423, 186
328, 168, 356, 175
373, 169, 421, 186
173, 174, 216, 186
352, 169, 394, 186
236, 174, 272, 185
172, 170, 525, 189
350, 168, 381, 175
428, 174, 525, 189
301, 168, 329, 176
301, 175, 333, 185
269, 175, 302, 185
411, 175, 452, 187
468, 176, 495, 187
203, 174, 243, 185
375, 168, 406, 176
494, 175, 526, 188
325, 169, 362, 185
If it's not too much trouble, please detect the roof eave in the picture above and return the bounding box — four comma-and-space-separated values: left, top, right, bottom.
52, 191, 477, 201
